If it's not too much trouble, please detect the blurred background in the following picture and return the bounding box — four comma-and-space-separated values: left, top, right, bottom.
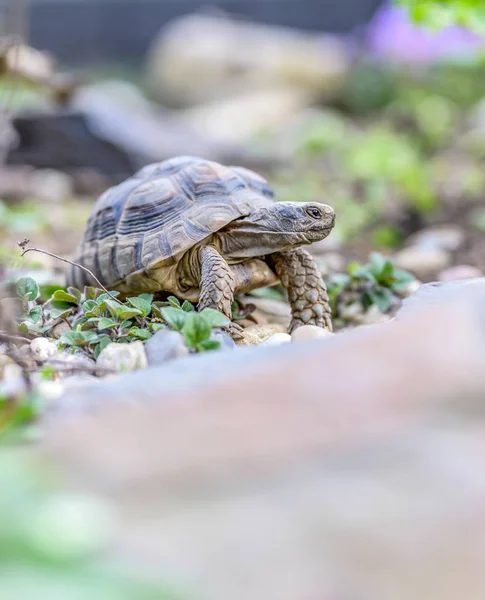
3, 1, 485, 599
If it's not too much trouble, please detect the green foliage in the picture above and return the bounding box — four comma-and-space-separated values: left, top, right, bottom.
327, 253, 416, 324
0, 451, 182, 599
15, 278, 230, 359
395, 0, 485, 33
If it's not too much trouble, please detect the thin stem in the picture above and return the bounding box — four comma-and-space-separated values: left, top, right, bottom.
19, 246, 121, 303
0, 331, 31, 344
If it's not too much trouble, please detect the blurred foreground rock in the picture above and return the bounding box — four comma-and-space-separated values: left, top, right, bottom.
41, 281, 485, 600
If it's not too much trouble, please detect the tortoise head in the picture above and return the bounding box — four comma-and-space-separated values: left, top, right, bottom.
216, 201, 335, 260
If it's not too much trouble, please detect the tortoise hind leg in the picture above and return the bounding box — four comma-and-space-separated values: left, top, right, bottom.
269, 248, 332, 333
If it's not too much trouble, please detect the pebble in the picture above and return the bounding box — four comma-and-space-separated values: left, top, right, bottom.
144, 329, 189, 366
393, 246, 450, 278
47, 350, 95, 371
291, 325, 334, 342
340, 302, 364, 322
31, 337, 58, 362
236, 324, 287, 346
97, 341, 147, 372
210, 329, 237, 351
361, 305, 393, 325
243, 297, 291, 328
260, 333, 292, 346
439, 265, 483, 282
408, 225, 465, 252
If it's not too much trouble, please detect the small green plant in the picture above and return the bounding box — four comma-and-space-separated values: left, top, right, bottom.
395, 0, 485, 33
327, 252, 416, 324
15, 277, 231, 358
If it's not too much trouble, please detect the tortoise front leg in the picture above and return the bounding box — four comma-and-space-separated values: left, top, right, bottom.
270, 247, 332, 333
196, 243, 234, 309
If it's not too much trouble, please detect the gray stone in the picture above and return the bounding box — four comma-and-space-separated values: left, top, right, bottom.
210, 329, 237, 351
145, 329, 189, 366
408, 225, 466, 252
393, 246, 450, 278
395, 278, 485, 321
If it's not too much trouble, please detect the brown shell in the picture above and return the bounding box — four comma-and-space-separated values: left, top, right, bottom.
67, 156, 275, 290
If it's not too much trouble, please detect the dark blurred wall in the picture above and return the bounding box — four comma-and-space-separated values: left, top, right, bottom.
27, 0, 383, 66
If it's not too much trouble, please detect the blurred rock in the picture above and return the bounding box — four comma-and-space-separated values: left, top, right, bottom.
42, 281, 485, 600
393, 246, 450, 278
179, 88, 312, 145
260, 332, 292, 346
210, 329, 237, 351
70, 81, 281, 173
236, 324, 287, 346
97, 341, 147, 372
396, 278, 485, 321
145, 329, 189, 366
291, 324, 334, 342
241, 296, 291, 329
439, 265, 483, 282
146, 13, 351, 108
407, 225, 466, 252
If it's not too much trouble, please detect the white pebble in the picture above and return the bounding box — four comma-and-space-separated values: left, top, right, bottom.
291, 325, 334, 342
97, 341, 147, 371
30, 338, 58, 362
260, 333, 292, 346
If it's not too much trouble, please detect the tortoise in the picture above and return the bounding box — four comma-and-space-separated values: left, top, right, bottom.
67, 156, 336, 333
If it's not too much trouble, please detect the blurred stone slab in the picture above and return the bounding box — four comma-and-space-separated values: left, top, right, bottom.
7, 82, 281, 183
395, 278, 485, 320
44, 281, 485, 484
146, 13, 351, 108
42, 281, 485, 600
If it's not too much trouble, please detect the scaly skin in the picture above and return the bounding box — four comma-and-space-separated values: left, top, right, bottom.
270, 248, 332, 332
197, 245, 243, 336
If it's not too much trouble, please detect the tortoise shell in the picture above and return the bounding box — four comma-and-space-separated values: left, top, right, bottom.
68, 156, 276, 291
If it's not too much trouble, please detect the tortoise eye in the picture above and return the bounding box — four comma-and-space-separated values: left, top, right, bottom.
305, 207, 322, 219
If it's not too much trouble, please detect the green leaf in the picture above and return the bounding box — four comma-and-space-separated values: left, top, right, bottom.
66, 286, 83, 301
369, 252, 387, 274
128, 327, 152, 340
196, 339, 221, 352
182, 300, 195, 312
26, 305, 42, 324
96, 291, 121, 303
52, 290, 78, 304
168, 296, 181, 308
118, 307, 143, 320
59, 330, 99, 346
16, 277, 39, 302
161, 306, 188, 331
103, 299, 125, 319
93, 336, 112, 359
149, 322, 166, 332
127, 296, 152, 317
199, 308, 230, 329
139, 293, 154, 304
182, 312, 212, 348
83, 286, 98, 300
98, 317, 118, 330
49, 307, 73, 320
18, 322, 29, 334
50, 300, 75, 311
82, 299, 97, 315
366, 288, 394, 313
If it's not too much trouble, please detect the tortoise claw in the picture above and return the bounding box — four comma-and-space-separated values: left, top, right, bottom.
222, 321, 245, 339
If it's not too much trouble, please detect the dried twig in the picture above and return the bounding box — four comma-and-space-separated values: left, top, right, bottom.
37, 360, 117, 377
0, 331, 31, 344
18, 239, 121, 303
